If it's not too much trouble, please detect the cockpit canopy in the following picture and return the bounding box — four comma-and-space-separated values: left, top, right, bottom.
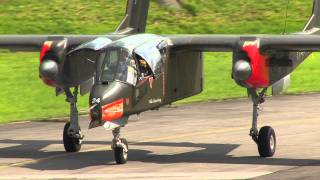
98, 47, 137, 85
134, 38, 167, 76
96, 34, 168, 86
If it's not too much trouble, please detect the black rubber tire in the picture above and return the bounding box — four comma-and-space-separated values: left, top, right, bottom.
114, 138, 128, 164
63, 122, 81, 153
258, 126, 276, 157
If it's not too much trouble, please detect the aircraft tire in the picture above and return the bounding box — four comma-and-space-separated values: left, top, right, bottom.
114, 138, 128, 164
257, 126, 276, 157
63, 122, 82, 152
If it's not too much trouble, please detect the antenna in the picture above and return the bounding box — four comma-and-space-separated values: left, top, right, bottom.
282, 0, 290, 35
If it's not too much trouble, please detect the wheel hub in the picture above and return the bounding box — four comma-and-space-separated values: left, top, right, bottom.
123, 148, 128, 159
270, 135, 275, 151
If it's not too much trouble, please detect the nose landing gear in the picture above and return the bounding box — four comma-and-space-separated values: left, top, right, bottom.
248, 88, 276, 157
112, 127, 129, 164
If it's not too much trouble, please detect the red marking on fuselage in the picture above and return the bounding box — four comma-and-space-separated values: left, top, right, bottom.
125, 97, 130, 106
40, 41, 52, 63
243, 44, 270, 88
137, 75, 152, 86
101, 99, 124, 121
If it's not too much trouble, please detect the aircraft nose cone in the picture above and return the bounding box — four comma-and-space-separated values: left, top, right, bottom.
90, 104, 102, 120
233, 60, 252, 81
39, 60, 59, 80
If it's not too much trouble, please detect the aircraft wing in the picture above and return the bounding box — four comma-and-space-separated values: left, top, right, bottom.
167, 34, 320, 95
0, 35, 123, 52
257, 35, 320, 52
168, 35, 320, 53
167, 35, 239, 52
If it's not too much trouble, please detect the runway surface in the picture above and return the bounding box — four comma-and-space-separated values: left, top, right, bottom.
0, 94, 319, 179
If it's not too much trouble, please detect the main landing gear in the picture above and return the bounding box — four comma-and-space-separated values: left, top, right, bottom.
63, 87, 84, 152
248, 88, 276, 157
111, 127, 128, 164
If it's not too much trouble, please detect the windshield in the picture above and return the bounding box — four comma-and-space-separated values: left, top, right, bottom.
100, 48, 137, 85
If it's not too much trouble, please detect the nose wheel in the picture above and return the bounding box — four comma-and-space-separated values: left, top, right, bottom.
112, 128, 128, 164
113, 138, 128, 164
248, 88, 276, 158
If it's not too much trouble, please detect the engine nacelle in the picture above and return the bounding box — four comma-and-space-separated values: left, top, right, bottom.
39, 39, 67, 87
232, 40, 270, 89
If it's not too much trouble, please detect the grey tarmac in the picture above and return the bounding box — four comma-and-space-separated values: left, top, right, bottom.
0, 93, 319, 179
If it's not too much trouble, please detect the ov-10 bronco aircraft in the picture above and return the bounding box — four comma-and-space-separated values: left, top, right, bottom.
1, 0, 320, 164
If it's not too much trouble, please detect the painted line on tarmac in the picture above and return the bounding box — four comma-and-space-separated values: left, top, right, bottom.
0, 117, 318, 171
0, 172, 273, 180
8, 121, 31, 125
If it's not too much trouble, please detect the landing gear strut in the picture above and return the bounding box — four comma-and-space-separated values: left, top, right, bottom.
248, 88, 276, 157
112, 127, 128, 164
63, 87, 83, 152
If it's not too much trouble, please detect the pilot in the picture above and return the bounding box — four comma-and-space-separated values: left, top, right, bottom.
139, 58, 152, 77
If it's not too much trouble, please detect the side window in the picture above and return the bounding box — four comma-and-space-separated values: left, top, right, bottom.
115, 50, 127, 82
136, 55, 153, 81
113, 49, 137, 86
125, 57, 138, 86
134, 39, 168, 80
100, 50, 119, 82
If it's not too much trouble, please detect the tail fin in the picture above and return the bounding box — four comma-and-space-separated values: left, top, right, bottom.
115, 0, 150, 34
303, 0, 320, 31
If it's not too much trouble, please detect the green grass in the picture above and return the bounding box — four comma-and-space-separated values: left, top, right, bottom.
0, 0, 313, 35
0, 0, 319, 123
0, 52, 81, 123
